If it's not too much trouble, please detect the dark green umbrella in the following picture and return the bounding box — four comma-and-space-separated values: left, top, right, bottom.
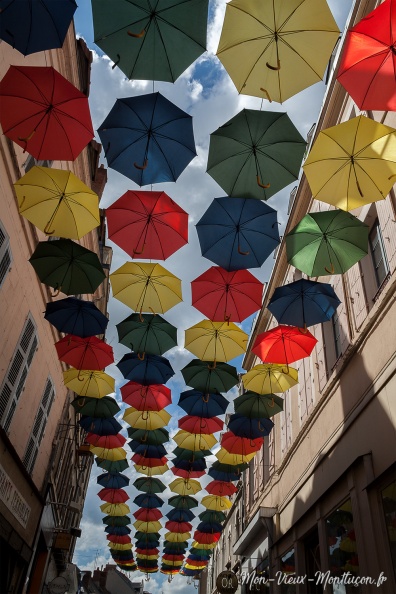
207, 109, 306, 201
116, 313, 177, 355
71, 396, 120, 418
96, 458, 129, 473
135, 531, 160, 542
172, 447, 211, 461
198, 510, 227, 523
102, 515, 131, 527
133, 477, 166, 493
168, 495, 198, 509
181, 359, 238, 393
92, 0, 209, 83
127, 427, 169, 445
285, 210, 369, 276
29, 239, 105, 296
234, 392, 283, 419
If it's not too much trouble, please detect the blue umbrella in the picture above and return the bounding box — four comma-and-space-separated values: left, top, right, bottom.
117, 353, 174, 385
0, 0, 77, 56
105, 525, 131, 536
197, 521, 224, 533
136, 541, 160, 550
172, 458, 207, 472
98, 92, 196, 186
166, 509, 195, 522
189, 553, 211, 561
228, 413, 274, 439
44, 297, 109, 337
134, 493, 164, 508
79, 416, 122, 436
196, 197, 280, 271
178, 389, 228, 417
130, 443, 168, 458
97, 472, 130, 489
267, 279, 341, 328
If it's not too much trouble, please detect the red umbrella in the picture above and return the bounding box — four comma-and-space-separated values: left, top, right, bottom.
165, 521, 193, 533
98, 488, 129, 504
107, 535, 132, 545
191, 266, 263, 323
162, 554, 185, 562
221, 432, 263, 455
252, 325, 317, 365
171, 467, 206, 479
86, 433, 126, 449
0, 65, 93, 160
136, 548, 159, 555
55, 335, 114, 370
121, 382, 172, 411
194, 531, 221, 544
133, 508, 163, 522
186, 559, 209, 567
106, 190, 188, 260
178, 415, 224, 435
337, 0, 396, 111
132, 454, 167, 467
205, 481, 238, 497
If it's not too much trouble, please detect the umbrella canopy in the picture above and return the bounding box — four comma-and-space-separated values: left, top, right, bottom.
97, 472, 129, 490
228, 413, 274, 439
79, 416, 122, 436
96, 458, 129, 473
178, 390, 228, 418
205, 481, 238, 497
131, 454, 167, 467
100, 503, 131, 516
169, 479, 202, 496
127, 427, 169, 445
44, 297, 108, 338
201, 495, 232, 511
90, 446, 127, 461
165, 532, 191, 543
192, 267, 263, 323
107, 534, 132, 545
105, 526, 131, 536
207, 468, 241, 483
267, 279, 341, 328
184, 320, 248, 363
172, 448, 210, 461
133, 477, 166, 494
221, 432, 264, 455
98, 93, 196, 185
242, 364, 298, 395
133, 520, 162, 534
215, 448, 256, 465
131, 444, 167, 458
167, 509, 195, 523
98, 488, 129, 504
63, 370, 115, 399
110, 262, 182, 314
337, 0, 396, 111
165, 521, 193, 533
199, 510, 227, 523
121, 382, 171, 411
196, 520, 224, 533
171, 467, 206, 479
133, 508, 162, 522
168, 495, 198, 510
14, 167, 99, 239
207, 110, 306, 200
303, 115, 396, 211
134, 464, 169, 476
181, 359, 238, 393
285, 210, 369, 277
71, 396, 120, 419
173, 430, 217, 452
136, 548, 160, 555
117, 353, 174, 385
56, 335, 114, 371
134, 493, 164, 508
123, 407, 171, 430
194, 531, 220, 545
116, 314, 177, 356
102, 515, 131, 527
29, 239, 105, 296
178, 415, 223, 435
252, 324, 318, 364
108, 541, 133, 551
172, 458, 207, 472
106, 190, 188, 260
234, 392, 284, 419
196, 197, 280, 271
86, 433, 126, 449
216, 0, 339, 103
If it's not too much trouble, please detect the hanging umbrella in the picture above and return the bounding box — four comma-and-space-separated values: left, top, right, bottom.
172, 458, 207, 472
86, 433, 126, 449
98, 93, 196, 185
116, 314, 178, 356
252, 324, 318, 364
121, 382, 172, 411
178, 415, 223, 435
199, 510, 227, 523
71, 396, 120, 418
221, 432, 264, 455
97, 473, 129, 489
106, 190, 188, 260
165, 521, 193, 534
98, 488, 129, 504
123, 407, 170, 430
135, 531, 160, 541
228, 413, 274, 439
127, 427, 169, 445
191, 267, 263, 323
79, 416, 122, 436
207, 110, 306, 200
178, 390, 228, 418
172, 448, 211, 461
133, 508, 162, 522
134, 464, 169, 476
108, 542, 133, 551
166, 509, 195, 523
205, 481, 238, 497
303, 115, 396, 211
133, 477, 166, 494
131, 443, 167, 458
216, 0, 339, 103
196, 198, 280, 271
210, 461, 248, 475
90, 446, 127, 461
133, 520, 162, 533
168, 495, 198, 510
44, 297, 108, 338
134, 493, 164, 508
181, 359, 238, 393
169, 479, 202, 496
136, 548, 160, 555
194, 532, 220, 545
102, 516, 131, 528
0, 66, 94, 160
173, 430, 217, 452
285, 210, 369, 277
117, 353, 174, 385
197, 521, 224, 534
242, 364, 298, 395
207, 468, 240, 483
63, 370, 115, 398
267, 279, 341, 328
201, 495, 232, 511
107, 534, 132, 545
184, 320, 248, 363
96, 458, 129, 473
215, 448, 256, 465
171, 467, 206, 479
337, 0, 396, 111
162, 554, 185, 562
100, 503, 131, 516
105, 526, 131, 536
136, 553, 160, 561
234, 392, 284, 419
56, 336, 114, 371
165, 532, 191, 543
131, 454, 167, 467
29, 240, 105, 296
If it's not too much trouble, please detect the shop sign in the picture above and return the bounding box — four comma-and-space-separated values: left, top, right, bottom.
0, 463, 31, 529
48, 576, 69, 594
216, 570, 239, 594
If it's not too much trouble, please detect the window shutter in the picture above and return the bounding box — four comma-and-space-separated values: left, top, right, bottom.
23, 378, 55, 474
0, 222, 12, 288
376, 197, 396, 274
347, 262, 367, 330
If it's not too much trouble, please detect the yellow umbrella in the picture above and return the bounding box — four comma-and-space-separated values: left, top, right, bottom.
110, 262, 182, 314
216, 448, 256, 465
184, 320, 248, 363
173, 430, 217, 452
242, 363, 298, 394
100, 502, 130, 516
216, 0, 340, 103
134, 464, 169, 476
63, 369, 115, 398
185, 562, 207, 570
108, 542, 133, 551
164, 560, 184, 567
303, 115, 396, 211
14, 166, 100, 239
191, 540, 217, 550
133, 520, 162, 533
169, 478, 202, 496
136, 554, 159, 560
123, 407, 171, 430
164, 531, 191, 543
201, 495, 232, 511
90, 446, 127, 461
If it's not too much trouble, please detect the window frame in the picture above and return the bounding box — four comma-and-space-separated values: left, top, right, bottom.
23, 376, 55, 474
0, 220, 12, 289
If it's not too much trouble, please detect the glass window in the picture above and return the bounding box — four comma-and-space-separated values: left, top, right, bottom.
381, 480, 396, 579
332, 312, 342, 360
280, 548, 296, 594
326, 499, 360, 593
369, 220, 389, 288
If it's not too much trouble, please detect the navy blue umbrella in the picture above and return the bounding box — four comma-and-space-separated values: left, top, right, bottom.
97, 472, 130, 489
166, 508, 195, 522
172, 447, 211, 461
105, 525, 131, 536
228, 413, 274, 439
0, 0, 77, 56
196, 197, 280, 271
172, 458, 207, 472
134, 493, 164, 508
267, 279, 341, 328
178, 389, 228, 417
117, 353, 174, 385
135, 540, 160, 550
44, 297, 109, 338
197, 521, 224, 533
79, 416, 122, 436
98, 92, 196, 186
189, 553, 211, 561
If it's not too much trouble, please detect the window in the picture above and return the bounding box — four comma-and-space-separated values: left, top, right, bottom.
0, 221, 12, 288
23, 377, 55, 474
381, 480, 396, 579
331, 312, 342, 360
369, 220, 390, 289
0, 316, 38, 431
280, 548, 296, 594
326, 499, 360, 592
23, 155, 53, 173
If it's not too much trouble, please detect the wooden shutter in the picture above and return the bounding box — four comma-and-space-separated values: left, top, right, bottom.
0, 222, 12, 288
23, 377, 55, 473
376, 197, 396, 274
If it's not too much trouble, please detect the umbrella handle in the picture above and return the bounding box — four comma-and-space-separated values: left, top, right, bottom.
258, 421, 265, 432
266, 59, 281, 70
257, 176, 270, 189
325, 263, 335, 274
140, 386, 148, 397
77, 369, 85, 381
268, 397, 275, 408
139, 309, 145, 323
44, 220, 55, 235
142, 410, 149, 420
77, 398, 86, 407
134, 159, 148, 170
200, 418, 207, 429
141, 433, 147, 442
149, 307, 157, 316
51, 286, 61, 297
202, 393, 210, 403
207, 361, 217, 370
298, 325, 309, 334
18, 129, 36, 152
138, 352, 146, 360
238, 245, 250, 256
260, 88, 272, 102
133, 244, 146, 255
224, 314, 231, 325
128, 29, 146, 38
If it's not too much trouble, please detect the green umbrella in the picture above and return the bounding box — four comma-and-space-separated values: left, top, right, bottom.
127, 427, 169, 445
285, 210, 369, 276
102, 515, 131, 527
96, 458, 129, 473
133, 477, 166, 494
207, 109, 306, 201
71, 396, 120, 418
168, 495, 198, 509
181, 359, 238, 394
198, 510, 227, 523
29, 239, 105, 296
135, 531, 160, 542
172, 447, 211, 461
234, 392, 284, 419
116, 313, 177, 356
92, 0, 209, 83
